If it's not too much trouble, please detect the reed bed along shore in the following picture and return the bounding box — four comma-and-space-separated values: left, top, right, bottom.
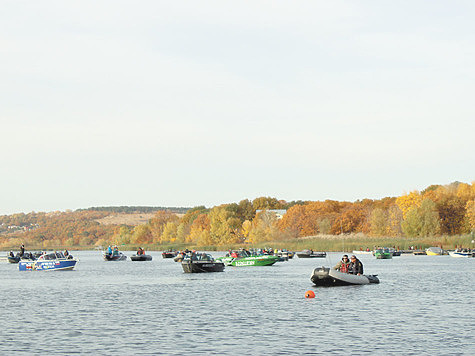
1, 234, 473, 252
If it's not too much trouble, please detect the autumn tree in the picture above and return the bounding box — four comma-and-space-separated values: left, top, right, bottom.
131, 225, 152, 244
252, 197, 283, 210
466, 200, 475, 232
331, 203, 368, 234
387, 204, 403, 236
149, 211, 179, 243
237, 199, 255, 221
434, 194, 466, 235
370, 208, 388, 236
208, 205, 242, 245
396, 191, 422, 218
189, 213, 212, 245
162, 222, 178, 243
401, 199, 440, 237
247, 211, 280, 243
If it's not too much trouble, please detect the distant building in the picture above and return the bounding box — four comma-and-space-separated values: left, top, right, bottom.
255, 209, 287, 219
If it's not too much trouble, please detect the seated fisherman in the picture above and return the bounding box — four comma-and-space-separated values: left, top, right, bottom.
333, 255, 350, 273
348, 255, 364, 275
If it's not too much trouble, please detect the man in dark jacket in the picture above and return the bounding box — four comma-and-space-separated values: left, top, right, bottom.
348, 255, 363, 275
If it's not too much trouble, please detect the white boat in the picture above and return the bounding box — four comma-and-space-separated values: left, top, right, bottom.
352, 250, 373, 255
19, 252, 78, 271
448, 250, 474, 258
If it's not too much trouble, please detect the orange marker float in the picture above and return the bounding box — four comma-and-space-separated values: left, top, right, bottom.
305, 290, 315, 298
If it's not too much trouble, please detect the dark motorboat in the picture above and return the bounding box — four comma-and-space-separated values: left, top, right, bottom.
311, 267, 380, 287
130, 254, 152, 261
162, 250, 178, 259
8, 255, 20, 263
7, 250, 38, 263
103, 252, 127, 261
297, 250, 327, 258
181, 252, 225, 273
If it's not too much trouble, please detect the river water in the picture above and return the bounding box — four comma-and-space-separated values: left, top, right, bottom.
0, 251, 473, 355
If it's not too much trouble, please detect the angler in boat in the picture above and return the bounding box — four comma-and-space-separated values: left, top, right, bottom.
103, 246, 127, 261
333, 255, 350, 273
311, 255, 379, 286
131, 247, 153, 261
348, 255, 363, 275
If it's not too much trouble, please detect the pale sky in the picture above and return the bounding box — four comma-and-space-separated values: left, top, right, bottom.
1, 1, 474, 215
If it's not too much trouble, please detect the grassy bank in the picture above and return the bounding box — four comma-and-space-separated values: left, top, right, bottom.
2, 233, 473, 252
253, 234, 474, 252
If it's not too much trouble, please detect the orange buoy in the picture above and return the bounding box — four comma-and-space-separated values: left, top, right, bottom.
305, 290, 315, 298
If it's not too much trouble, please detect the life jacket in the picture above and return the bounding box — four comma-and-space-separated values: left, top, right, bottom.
340, 262, 348, 273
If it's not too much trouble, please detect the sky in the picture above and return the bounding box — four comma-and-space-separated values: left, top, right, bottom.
1, 1, 474, 215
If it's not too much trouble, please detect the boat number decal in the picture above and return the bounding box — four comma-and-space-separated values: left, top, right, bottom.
234, 261, 256, 266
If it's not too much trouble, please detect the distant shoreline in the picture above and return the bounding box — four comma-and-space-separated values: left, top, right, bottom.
2, 233, 472, 253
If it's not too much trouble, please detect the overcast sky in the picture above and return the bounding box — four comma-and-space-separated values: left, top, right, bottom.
1, 1, 474, 215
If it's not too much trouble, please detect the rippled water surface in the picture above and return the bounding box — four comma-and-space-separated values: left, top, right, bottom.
1, 251, 474, 355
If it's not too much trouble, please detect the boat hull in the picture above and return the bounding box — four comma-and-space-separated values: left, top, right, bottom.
297, 252, 327, 258
103, 254, 127, 261
8, 256, 21, 263
19, 259, 77, 271
181, 261, 225, 273
311, 267, 379, 287
375, 253, 392, 259
130, 255, 152, 261
449, 251, 474, 258
162, 252, 177, 258
231, 256, 279, 266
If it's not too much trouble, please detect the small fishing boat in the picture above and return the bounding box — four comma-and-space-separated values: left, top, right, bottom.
296, 250, 327, 258
413, 250, 427, 255
216, 249, 279, 266
103, 251, 127, 261
130, 254, 152, 261
448, 250, 474, 258
426, 247, 444, 256
181, 252, 225, 273
8, 254, 21, 263
352, 250, 373, 255
7, 251, 38, 263
162, 250, 178, 258
374, 248, 392, 259
19, 252, 77, 271
311, 267, 380, 286
388, 248, 401, 256
274, 249, 294, 261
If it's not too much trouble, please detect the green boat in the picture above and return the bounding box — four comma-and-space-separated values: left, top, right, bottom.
374, 248, 392, 259
217, 249, 279, 267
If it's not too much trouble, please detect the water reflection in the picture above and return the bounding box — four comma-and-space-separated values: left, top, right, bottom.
0, 251, 473, 355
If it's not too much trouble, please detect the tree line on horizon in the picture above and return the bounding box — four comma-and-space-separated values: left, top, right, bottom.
0, 181, 474, 248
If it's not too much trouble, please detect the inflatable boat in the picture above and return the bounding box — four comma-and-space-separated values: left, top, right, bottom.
130, 254, 152, 261
311, 267, 380, 286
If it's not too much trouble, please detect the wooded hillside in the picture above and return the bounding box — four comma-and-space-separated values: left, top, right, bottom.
1, 181, 473, 249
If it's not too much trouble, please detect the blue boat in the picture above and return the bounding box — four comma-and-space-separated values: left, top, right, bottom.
19, 251, 77, 271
